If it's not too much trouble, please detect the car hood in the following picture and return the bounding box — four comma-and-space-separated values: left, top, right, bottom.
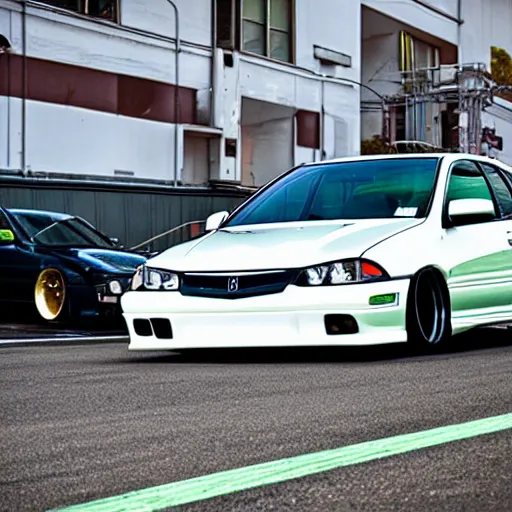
147, 218, 423, 272
54, 248, 147, 274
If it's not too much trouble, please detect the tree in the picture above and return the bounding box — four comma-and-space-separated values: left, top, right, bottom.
361, 136, 394, 155
491, 46, 512, 102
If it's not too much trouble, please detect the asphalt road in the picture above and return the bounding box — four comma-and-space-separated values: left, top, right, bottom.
1, 330, 511, 512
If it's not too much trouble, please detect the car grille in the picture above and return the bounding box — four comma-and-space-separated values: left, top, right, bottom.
180, 270, 297, 299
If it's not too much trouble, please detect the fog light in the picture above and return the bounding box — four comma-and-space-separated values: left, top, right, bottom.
369, 293, 397, 306
108, 280, 123, 295
150, 318, 173, 339
324, 314, 359, 335
133, 319, 152, 337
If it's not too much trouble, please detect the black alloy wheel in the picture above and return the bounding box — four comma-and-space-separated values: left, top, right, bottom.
407, 268, 451, 349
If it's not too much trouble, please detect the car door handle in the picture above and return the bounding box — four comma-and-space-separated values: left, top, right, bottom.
507, 232, 512, 246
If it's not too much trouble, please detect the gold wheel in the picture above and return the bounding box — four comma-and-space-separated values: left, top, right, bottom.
34, 269, 66, 321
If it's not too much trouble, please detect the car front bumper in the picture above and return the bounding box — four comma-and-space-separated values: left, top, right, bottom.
67, 283, 125, 320
121, 278, 411, 350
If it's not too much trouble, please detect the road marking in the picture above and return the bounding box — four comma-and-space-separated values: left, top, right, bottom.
54, 412, 512, 512
0, 335, 128, 346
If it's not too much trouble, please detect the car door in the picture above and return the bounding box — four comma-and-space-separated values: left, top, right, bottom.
0, 209, 42, 303
441, 159, 512, 321
0, 210, 18, 301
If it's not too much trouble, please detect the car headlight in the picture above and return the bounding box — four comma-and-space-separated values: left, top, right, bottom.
295, 259, 388, 286
108, 280, 123, 295
130, 265, 179, 291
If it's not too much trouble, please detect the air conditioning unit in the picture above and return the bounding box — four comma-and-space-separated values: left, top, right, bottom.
437, 66, 458, 85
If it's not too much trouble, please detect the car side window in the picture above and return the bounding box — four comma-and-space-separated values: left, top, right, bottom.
480, 163, 512, 217
445, 160, 495, 204
0, 210, 16, 243
444, 160, 498, 225
499, 168, 512, 190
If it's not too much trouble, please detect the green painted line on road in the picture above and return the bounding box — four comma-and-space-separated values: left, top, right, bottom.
55, 413, 512, 512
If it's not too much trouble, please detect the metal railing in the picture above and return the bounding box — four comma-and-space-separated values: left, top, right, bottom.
130, 220, 206, 253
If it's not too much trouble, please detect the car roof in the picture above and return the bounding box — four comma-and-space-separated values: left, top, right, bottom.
305, 153, 512, 172
7, 208, 74, 221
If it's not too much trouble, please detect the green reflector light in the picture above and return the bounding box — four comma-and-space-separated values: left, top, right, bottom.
0, 229, 14, 242
369, 293, 397, 306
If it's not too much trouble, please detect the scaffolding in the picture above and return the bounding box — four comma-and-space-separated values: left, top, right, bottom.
380, 62, 511, 155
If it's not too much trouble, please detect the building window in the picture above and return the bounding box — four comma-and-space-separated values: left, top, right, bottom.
40, 1, 118, 23
242, 0, 292, 63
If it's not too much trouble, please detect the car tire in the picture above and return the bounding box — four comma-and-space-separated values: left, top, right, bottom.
406, 267, 452, 350
34, 268, 68, 322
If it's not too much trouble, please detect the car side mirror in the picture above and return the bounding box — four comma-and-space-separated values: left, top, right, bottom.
110, 237, 124, 248
447, 198, 496, 226
0, 229, 15, 245
205, 211, 229, 231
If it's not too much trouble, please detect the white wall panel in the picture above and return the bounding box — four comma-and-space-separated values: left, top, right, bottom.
23, 100, 175, 181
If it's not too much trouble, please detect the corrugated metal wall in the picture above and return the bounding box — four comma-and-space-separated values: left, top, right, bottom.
0, 182, 247, 252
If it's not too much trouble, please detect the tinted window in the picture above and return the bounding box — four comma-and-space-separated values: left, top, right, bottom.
480, 163, 512, 217
12, 213, 113, 248
500, 168, 512, 190
225, 158, 440, 226
0, 210, 12, 230
445, 161, 494, 204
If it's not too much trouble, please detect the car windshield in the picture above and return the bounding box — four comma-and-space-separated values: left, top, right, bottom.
225, 157, 440, 227
11, 212, 114, 248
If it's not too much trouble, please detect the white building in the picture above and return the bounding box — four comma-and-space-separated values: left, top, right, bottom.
1, 0, 512, 190
361, 0, 512, 163
0, 0, 362, 188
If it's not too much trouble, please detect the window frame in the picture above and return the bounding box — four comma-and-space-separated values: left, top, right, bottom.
239, 0, 295, 64
486, 163, 512, 190
0, 208, 18, 243
477, 161, 512, 219
442, 159, 501, 229
39, 0, 120, 24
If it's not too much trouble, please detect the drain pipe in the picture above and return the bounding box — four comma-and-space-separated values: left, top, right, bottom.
21, 0, 27, 173
164, 0, 181, 187
1, 36, 13, 167
210, 0, 217, 127
209, 0, 217, 180
457, 0, 462, 61
320, 79, 325, 161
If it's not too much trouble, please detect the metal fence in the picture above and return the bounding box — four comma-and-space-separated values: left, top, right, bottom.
0, 179, 248, 252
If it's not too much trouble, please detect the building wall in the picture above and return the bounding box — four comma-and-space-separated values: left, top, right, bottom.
460, 0, 512, 165
0, 0, 362, 188
483, 98, 512, 166
460, 0, 512, 68
361, 0, 459, 46
0, 177, 247, 252
0, 0, 212, 182
240, 98, 294, 187
360, 4, 458, 142
361, 0, 512, 154
214, 0, 362, 180
361, 31, 399, 141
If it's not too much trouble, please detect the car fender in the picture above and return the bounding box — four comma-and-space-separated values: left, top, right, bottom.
32, 248, 93, 286
361, 219, 449, 280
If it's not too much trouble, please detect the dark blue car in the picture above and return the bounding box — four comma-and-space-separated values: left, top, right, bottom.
0, 207, 146, 323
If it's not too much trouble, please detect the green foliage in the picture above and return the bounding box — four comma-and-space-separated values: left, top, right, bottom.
360, 136, 394, 155
491, 46, 512, 102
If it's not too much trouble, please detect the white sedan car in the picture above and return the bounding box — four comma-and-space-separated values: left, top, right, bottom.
122, 153, 512, 350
